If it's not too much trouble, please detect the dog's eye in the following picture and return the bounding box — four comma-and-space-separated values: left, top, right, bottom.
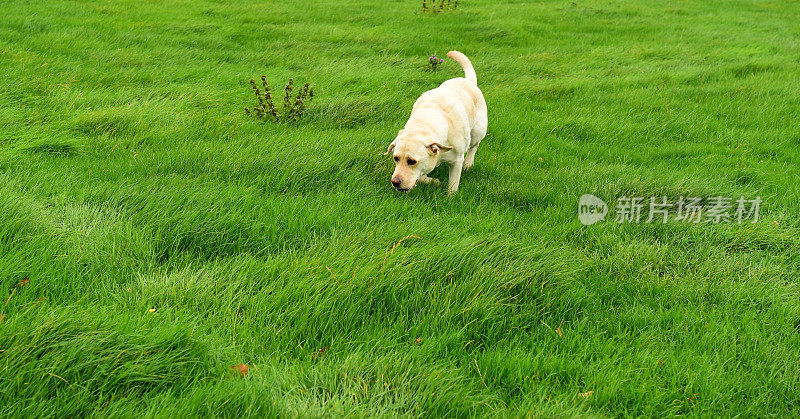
394, 156, 399, 162
407, 158, 417, 165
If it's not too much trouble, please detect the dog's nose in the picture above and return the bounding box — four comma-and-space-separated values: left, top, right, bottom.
391, 177, 402, 188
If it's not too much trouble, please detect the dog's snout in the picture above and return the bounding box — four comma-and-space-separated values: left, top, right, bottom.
391, 177, 402, 188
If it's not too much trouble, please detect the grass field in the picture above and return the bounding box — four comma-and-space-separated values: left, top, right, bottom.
2, 0, 800, 416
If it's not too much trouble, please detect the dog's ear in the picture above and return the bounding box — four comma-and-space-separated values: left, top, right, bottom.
384, 140, 397, 156
427, 142, 453, 154
383, 130, 405, 155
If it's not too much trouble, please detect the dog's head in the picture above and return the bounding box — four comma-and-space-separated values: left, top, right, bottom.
384, 129, 451, 192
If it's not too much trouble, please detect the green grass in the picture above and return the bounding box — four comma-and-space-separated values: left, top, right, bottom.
2, 0, 800, 416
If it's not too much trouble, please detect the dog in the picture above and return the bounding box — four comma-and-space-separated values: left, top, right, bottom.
385, 51, 487, 195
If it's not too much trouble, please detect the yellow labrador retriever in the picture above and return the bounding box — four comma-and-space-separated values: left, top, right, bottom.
386, 51, 487, 195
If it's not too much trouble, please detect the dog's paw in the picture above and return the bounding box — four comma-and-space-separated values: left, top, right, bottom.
418, 176, 441, 186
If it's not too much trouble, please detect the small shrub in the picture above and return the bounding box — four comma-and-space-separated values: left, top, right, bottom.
245, 76, 314, 123
426, 54, 445, 72
422, 0, 458, 13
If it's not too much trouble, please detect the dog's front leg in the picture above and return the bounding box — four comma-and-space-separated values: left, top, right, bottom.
418, 175, 440, 186
447, 157, 464, 195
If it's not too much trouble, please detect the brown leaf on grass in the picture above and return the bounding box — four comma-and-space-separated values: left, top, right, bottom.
413, 337, 422, 345
19, 277, 29, 287
232, 363, 249, 376
579, 390, 594, 398
312, 346, 328, 359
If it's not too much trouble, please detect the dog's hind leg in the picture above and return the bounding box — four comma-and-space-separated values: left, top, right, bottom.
447, 157, 464, 195
464, 102, 488, 171
464, 147, 478, 171
464, 121, 487, 171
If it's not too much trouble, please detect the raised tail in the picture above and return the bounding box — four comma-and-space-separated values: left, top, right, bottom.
447, 50, 477, 84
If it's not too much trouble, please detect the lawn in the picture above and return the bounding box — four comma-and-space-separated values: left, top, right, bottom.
1, 0, 799, 416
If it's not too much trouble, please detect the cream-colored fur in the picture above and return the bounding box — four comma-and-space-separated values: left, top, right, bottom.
385, 51, 487, 195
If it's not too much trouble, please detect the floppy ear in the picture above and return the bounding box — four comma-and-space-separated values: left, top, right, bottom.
383, 140, 396, 156
384, 130, 405, 155
427, 142, 453, 154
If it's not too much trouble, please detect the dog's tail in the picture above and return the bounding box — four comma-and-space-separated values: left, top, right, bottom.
447, 51, 477, 84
